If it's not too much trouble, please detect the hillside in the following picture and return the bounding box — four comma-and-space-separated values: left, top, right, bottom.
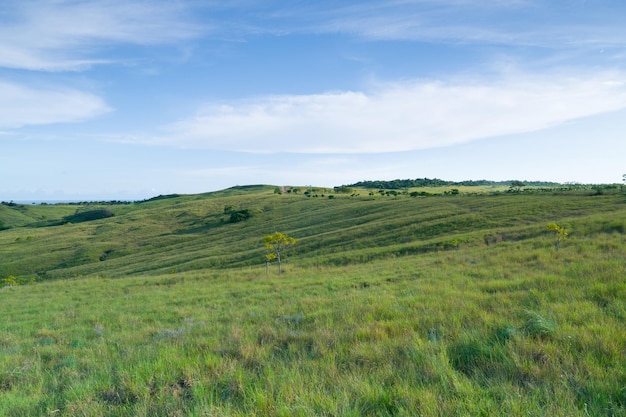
0, 184, 624, 281
1, 185, 625, 415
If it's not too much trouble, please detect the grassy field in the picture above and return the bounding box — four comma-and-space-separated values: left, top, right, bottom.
1, 186, 625, 415
1, 185, 624, 279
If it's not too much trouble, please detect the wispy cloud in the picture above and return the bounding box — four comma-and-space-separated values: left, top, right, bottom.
152, 71, 626, 154
4, 1, 623, 73
0, 0, 203, 71
269, 1, 626, 49
0, 81, 110, 128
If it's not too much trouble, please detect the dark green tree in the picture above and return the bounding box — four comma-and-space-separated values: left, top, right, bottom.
509, 181, 525, 192
229, 209, 251, 223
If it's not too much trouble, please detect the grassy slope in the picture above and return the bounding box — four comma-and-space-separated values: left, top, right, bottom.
1, 234, 625, 415
1, 186, 624, 280
0, 186, 625, 415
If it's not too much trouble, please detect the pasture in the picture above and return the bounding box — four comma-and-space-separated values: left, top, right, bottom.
1, 186, 625, 415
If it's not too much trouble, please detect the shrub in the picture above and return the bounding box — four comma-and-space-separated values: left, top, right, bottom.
1, 275, 17, 287
63, 209, 114, 224
333, 186, 354, 194
229, 209, 251, 223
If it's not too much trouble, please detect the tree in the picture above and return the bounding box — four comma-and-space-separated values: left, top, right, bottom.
546, 223, 568, 251
228, 209, 251, 223
509, 180, 525, 192
265, 253, 276, 275
263, 232, 296, 274
333, 186, 354, 194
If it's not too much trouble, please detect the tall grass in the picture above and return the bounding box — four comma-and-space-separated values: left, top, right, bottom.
1, 189, 624, 281
1, 187, 625, 414
1, 229, 625, 415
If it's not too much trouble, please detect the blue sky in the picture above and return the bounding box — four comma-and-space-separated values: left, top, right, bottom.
2, 0, 626, 200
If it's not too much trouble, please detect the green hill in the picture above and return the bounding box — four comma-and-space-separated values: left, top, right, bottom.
1, 185, 624, 280
1, 185, 625, 415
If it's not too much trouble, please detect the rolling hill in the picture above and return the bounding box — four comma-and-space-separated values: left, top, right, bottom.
1, 184, 624, 281
1, 184, 625, 416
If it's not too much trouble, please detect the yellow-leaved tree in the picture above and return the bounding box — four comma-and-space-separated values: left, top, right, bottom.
547, 223, 568, 251
264, 232, 296, 274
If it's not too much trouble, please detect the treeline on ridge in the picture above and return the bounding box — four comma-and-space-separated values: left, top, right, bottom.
346, 178, 563, 189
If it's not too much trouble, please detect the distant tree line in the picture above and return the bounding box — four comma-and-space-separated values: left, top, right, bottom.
58, 200, 133, 206
1, 200, 133, 206
346, 178, 564, 190
135, 194, 181, 204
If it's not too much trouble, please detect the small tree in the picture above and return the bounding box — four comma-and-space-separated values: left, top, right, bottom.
264, 232, 296, 274
265, 253, 276, 275
509, 180, 525, 192
547, 223, 568, 251
228, 209, 251, 223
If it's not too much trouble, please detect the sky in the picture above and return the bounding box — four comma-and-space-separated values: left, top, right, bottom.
2, 0, 626, 200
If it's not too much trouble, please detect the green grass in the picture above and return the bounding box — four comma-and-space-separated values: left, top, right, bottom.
1, 231, 625, 415
1, 186, 624, 280
0, 186, 625, 415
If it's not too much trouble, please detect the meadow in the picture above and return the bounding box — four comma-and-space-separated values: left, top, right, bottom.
0, 185, 625, 416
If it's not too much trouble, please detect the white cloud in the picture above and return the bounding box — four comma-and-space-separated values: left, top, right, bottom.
0, 0, 202, 71
0, 81, 110, 128
159, 71, 626, 154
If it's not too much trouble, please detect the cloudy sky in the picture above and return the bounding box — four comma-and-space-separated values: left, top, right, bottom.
2, 0, 626, 200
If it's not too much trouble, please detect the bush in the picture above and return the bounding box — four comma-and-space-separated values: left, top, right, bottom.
229, 209, 252, 223
333, 186, 354, 194
1, 275, 17, 287
63, 209, 114, 224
